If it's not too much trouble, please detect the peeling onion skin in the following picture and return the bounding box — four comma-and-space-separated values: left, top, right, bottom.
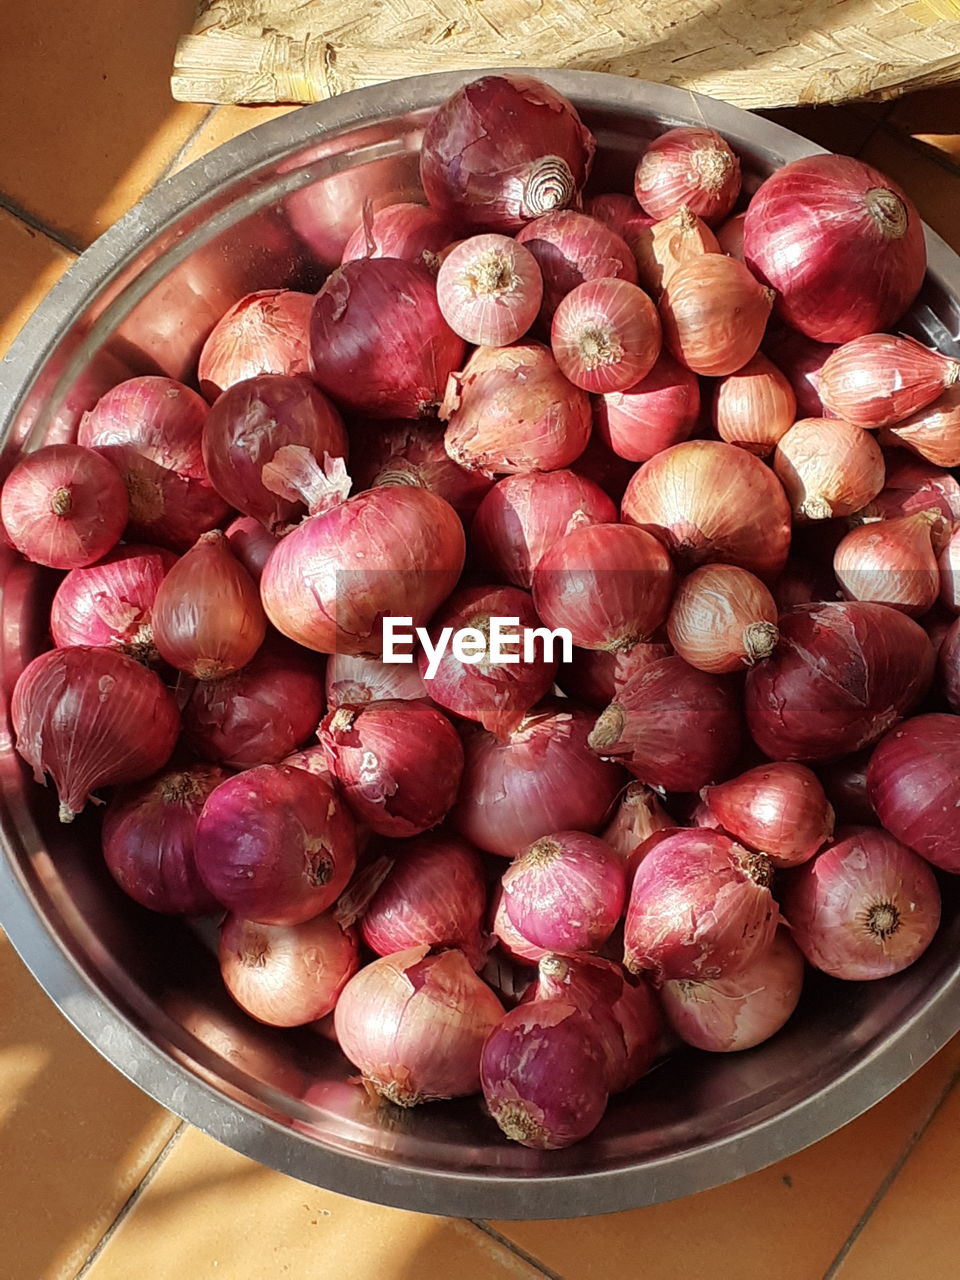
347, 418, 494, 520
867, 713, 960, 873
601, 781, 673, 864
49, 543, 177, 659
632, 206, 721, 297
781, 827, 940, 981
745, 602, 935, 763
702, 762, 834, 868
325, 652, 427, 709
661, 929, 804, 1052
491, 886, 549, 964
197, 290, 314, 401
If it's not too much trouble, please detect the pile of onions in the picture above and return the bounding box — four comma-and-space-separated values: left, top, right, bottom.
516, 211, 637, 326
197, 289, 314, 399
325, 652, 427, 708
635, 127, 741, 225
658, 256, 774, 376
702, 762, 834, 867
436, 234, 543, 345
773, 418, 885, 521
819, 334, 959, 429
340, 201, 454, 268
594, 350, 700, 462
632, 207, 720, 296
713, 353, 797, 456
867, 713, 960, 872
833, 511, 941, 616
50, 544, 176, 660
550, 278, 662, 394
347, 419, 493, 519
667, 564, 779, 672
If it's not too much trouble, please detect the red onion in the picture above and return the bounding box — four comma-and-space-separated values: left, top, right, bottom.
194, 762, 357, 924
714, 353, 797, 457
340, 201, 454, 269
884, 385, 960, 468
347, 419, 492, 519
491, 887, 549, 964
516, 211, 638, 327
197, 290, 314, 400
817, 750, 876, 827
319, 700, 464, 838
659, 256, 773, 377
12, 646, 180, 823
180, 635, 325, 768
480, 1000, 608, 1148
436, 234, 543, 346
419, 74, 595, 233
635, 127, 741, 225
418, 585, 556, 739
335, 946, 504, 1105
834, 511, 941, 616
819, 335, 959, 429
451, 700, 625, 857
667, 564, 779, 673
219, 912, 359, 1027
470, 469, 616, 588
922, 602, 954, 654
773, 418, 885, 521
502, 831, 625, 955
261, 485, 465, 655
601, 781, 673, 865
202, 373, 347, 534
50, 543, 176, 660
631, 207, 721, 297
661, 929, 804, 1052
556, 640, 673, 709
622, 440, 792, 578
716, 211, 746, 261
744, 154, 926, 343
550, 278, 661, 394
325, 652, 427, 708
310, 258, 466, 419
1, 444, 127, 569
102, 765, 225, 915
441, 342, 591, 476
703, 762, 834, 868
360, 834, 488, 968
533, 523, 675, 652
225, 516, 278, 583
867, 712, 960, 872
941, 619, 960, 709
152, 530, 266, 679
594, 350, 700, 463
863, 451, 960, 525
585, 193, 646, 240
745, 601, 934, 762
763, 327, 835, 419
588, 655, 743, 792
782, 827, 940, 980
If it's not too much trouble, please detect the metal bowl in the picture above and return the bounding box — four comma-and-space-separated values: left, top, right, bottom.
1, 69, 959, 1221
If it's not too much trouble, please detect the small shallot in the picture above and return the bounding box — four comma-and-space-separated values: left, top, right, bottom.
635, 127, 741, 224
667, 564, 779, 673
773, 418, 885, 521
197, 290, 314, 399
516, 210, 637, 326
834, 510, 941, 616
702, 762, 834, 867
819, 334, 960, 429
436, 234, 543, 346
713, 353, 797, 456
550, 278, 662, 393
659, 256, 773, 377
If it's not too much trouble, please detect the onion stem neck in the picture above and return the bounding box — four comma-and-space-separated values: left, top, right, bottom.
588, 703, 625, 752
865, 187, 908, 240
744, 621, 780, 664
50, 486, 72, 517
464, 250, 516, 298
865, 900, 902, 940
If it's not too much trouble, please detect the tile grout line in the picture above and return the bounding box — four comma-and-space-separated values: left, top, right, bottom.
158, 105, 218, 182
73, 1121, 186, 1279
822, 1064, 960, 1280
0, 192, 82, 256
469, 1219, 566, 1280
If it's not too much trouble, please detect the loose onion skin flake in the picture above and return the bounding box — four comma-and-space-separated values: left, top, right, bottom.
197, 289, 314, 400
867, 712, 960, 873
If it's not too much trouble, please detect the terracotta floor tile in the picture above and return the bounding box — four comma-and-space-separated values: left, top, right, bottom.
170, 104, 299, 174
0, 0, 208, 248
491, 1037, 960, 1280
886, 85, 960, 164
0, 931, 180, 1280
831, 1080, 960, 1280
860, 130, 960, 254
758, 105, 882, 157
82, 1126, 546, 1280
0, 207, 74, 358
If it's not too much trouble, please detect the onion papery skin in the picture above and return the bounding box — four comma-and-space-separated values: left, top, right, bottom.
319, 700, 464, 838
743, 154, 926, 343
347, 418, 493, 519
635, 127, 741, 225
533, 523, 675, 653
470, 469, 616, 588
819, 334, 960, 429
194, 762, 356, 925
201, 374, 347, 534
451, 700, 626, 857
551, 278, 662, 394
621, 439, 792, 578
601, 781, 673, 864
12, 646, 180, 823
360, 834, 488, 968
659, 256, 773, 377
716, 211, 746, 261
418, 585, 556, 739
102, 765, 226, 915
623, 828, 780, 982
834, 511, 940, 616
867, 712, 960, 872
502, 831, 626, 955
442, 342, 591, 477
667, 563, 779, 673
884, 385, 960, 468
419, 74, 595, 234
782, 826, 940, 980
594, 349, 700, 463
219, 912, 360, 1027
50, 543, 177, 660
703, 762, 834, 868
587, 655, 743, 792
516, 211, 637, 328
436, 234, 543, 347
661, 929, 804, 1052
325, 652, 427, 708
490, 887, 548, 965
762, 327, 835, 419
586, 193, 646, 240
197, 290, 314, 400
225, 516, 278, 583
340, 201, 454, 269
745, 601, 934, 762
863, 451, 960, 525
773, 418, 885, 522
1, 444, 128, 569
261, 486, 465, 655
480, 1000, 608, 1148
556, 640, 673, 708
335, 946, 505, 1105
152, 530, 266, 680
310, 258, 466, 419
714, 353, 797, 456
631, 206, 721, 297
180, 635, 325, 768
